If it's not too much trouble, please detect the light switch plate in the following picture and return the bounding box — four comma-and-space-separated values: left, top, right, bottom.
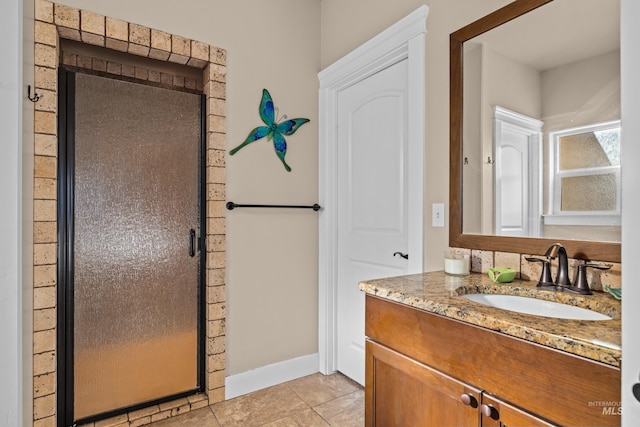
432, 203, 445, 227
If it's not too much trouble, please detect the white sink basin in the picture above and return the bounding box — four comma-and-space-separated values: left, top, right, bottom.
462, 294, 612, 320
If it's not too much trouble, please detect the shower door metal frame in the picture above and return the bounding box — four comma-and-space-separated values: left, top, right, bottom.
56, 69, 208, 427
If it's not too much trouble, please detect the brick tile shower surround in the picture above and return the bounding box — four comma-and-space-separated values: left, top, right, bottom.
32, 1, 226, 425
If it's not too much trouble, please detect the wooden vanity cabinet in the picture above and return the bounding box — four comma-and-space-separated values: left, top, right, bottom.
365, 295, 621, 427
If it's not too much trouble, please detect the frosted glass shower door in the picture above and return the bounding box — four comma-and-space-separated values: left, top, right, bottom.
71, 73, 202, 420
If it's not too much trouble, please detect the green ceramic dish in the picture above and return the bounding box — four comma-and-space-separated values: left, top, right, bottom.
488, 267, 517, 283
604, 284, 622, 300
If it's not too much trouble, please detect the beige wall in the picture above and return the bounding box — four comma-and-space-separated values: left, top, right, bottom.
321, 0, 512, 271
48, 0, 563, 380
47, 0, 588, 379
461, 43, 542, 235
53, 0, 321, 375
462, 44, 482, 234
542, 49, 620, 128
482, 45, 541, 234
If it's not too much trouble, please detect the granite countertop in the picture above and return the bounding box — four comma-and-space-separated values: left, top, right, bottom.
359, 271, 621, 367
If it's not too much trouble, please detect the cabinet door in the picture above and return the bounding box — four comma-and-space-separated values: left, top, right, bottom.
366, 340, 481, 427
480, 394, 557, 427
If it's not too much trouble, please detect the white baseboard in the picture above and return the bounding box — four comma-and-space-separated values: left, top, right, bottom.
225, 353, 320, 400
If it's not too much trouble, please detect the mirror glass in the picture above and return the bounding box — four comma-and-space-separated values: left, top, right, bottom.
461, 0, 620, 243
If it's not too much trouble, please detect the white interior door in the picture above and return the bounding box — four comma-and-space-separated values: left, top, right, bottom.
493, 107, 543, 237
336, 59, 410, 385
495, 127, 530, 236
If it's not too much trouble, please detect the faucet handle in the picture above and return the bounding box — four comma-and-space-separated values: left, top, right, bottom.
572, 263, 612, 295
525, 257, 554, 288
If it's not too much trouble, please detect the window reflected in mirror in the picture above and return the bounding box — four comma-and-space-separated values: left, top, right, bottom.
548, 121, 621, 221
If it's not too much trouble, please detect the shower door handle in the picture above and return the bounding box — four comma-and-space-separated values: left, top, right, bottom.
189, 229, 196, 257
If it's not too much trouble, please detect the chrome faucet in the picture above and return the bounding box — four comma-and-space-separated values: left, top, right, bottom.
544, 243, 571, 288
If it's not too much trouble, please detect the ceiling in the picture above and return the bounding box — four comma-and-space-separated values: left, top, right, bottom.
468, 0, 620, 71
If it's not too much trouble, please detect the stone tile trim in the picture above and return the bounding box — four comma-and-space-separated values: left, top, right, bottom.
60, 51, 204, 93
33, 1, 227, 425
449, 247, 622, 291
75, 393, 210, 427
43, 3, 227, 69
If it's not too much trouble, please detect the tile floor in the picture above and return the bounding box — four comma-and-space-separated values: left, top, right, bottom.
148, 373, 364, 427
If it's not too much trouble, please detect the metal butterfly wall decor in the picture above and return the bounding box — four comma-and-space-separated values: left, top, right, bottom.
229, 89, 309, 172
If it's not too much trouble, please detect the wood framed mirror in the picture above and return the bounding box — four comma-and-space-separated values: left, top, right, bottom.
449, 0, 621, 262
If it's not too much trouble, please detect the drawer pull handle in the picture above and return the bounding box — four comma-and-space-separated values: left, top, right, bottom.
481, 404, 499, 420
460, 393, 478, 408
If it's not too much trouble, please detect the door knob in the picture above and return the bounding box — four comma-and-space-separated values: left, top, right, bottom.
634, 382, 640, 402
393, 252, 408, 260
